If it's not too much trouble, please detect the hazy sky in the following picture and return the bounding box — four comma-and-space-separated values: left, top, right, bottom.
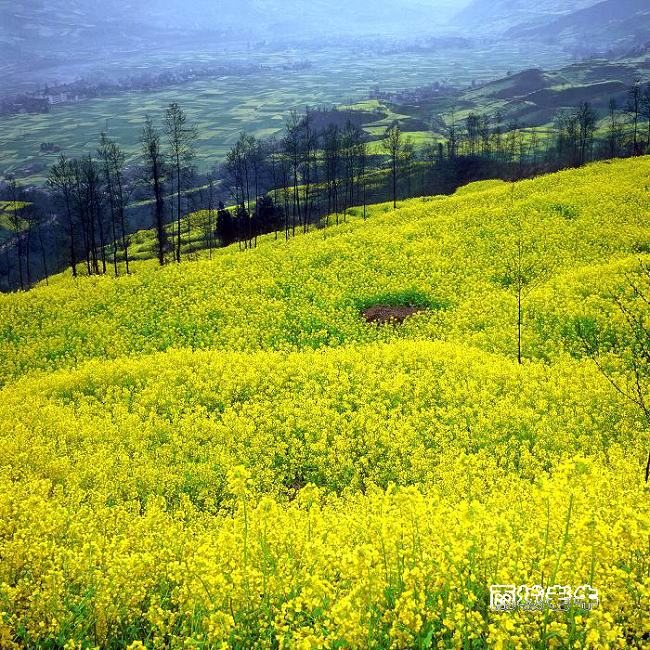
0, 0, 474, 37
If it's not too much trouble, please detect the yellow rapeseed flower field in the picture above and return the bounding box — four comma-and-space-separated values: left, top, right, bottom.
1, 158, 650, 648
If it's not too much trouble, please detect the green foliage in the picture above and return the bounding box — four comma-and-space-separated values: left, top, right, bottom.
549, 203, 579, 220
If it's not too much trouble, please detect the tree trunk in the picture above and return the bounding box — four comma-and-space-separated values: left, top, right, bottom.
39, 223, 49, 285
517, 285, 522, 365
16, 235, 24, 291
176, 157, 182, 263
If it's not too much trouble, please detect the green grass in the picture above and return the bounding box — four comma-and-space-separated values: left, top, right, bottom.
0, 201, 30, 241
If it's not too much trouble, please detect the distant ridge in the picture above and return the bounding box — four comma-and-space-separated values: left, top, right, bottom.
506, 0, 650, 49
451, 0, 599, 34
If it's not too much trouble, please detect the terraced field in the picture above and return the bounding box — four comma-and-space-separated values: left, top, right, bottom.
0, 43, 572, 185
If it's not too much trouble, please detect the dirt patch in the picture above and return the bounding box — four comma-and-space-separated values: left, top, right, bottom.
361, 304, 424, 325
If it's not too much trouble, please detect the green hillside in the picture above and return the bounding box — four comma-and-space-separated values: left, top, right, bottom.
388, 53, 650, 141
1, 158, 650, 648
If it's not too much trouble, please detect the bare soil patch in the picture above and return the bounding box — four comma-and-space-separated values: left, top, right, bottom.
361, 304, 424, 325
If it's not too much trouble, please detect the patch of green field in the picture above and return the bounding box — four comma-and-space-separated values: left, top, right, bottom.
0, 43, 576, 186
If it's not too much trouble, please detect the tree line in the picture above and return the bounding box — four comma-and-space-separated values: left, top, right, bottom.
2, 80, 650, 291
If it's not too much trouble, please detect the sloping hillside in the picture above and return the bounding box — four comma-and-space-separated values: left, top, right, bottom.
453, 0, 650, 52
3, 157, 650, 383
451, 0, 599, 35
429, 53, 650, 128
1, 158, 650, 647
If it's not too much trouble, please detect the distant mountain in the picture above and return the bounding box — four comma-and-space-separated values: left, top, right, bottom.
0, 1, 164, 56
140, 0, 462, 34
451, 0, 600, 35
506, 0, 650, 51
0, 0, 460, 49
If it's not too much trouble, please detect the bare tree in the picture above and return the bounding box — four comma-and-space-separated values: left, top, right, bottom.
322, 124, 342, 225
99, 134, 131, 275
300, 109, 318, 232
99, 136, 119, 276
555, 110, 579, 167
165, 103, 197, 263
357, 136, 369, 220
641, 84, 650, 153
576, 102, 598, 166
382, 122, 406, 210
68, 157, 103, 275
574, 260, 650, 481
21, 203, 37, 287
203, 176, 217, 258
141, 116, 168, 266
628, 80, 642, 155
70, 159, 92, 274
341, 121, 361, 221
267, 136, 283, 239
13, 201, 46, 289
81, 155, 106, 275
277, 144, 292, 240
48, 154, 78, 277
249, 136, 265, 245
493, 110, 504, 161
402, 139, 415, 198
30, 205, 50, 285
465, 112, 481, 156
607, 99, 623, 159
225, 133, 257, 248
284, 111, 303, 236
446, 107, 459, 160
498, 189, 551, 364
5, 177, 25, 290
480, 114, 492, 158
505, 120, 522, 166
